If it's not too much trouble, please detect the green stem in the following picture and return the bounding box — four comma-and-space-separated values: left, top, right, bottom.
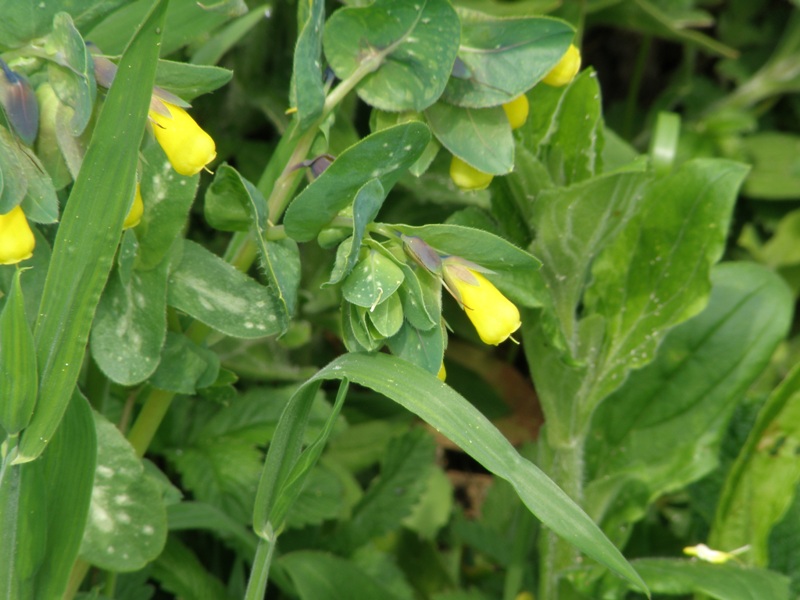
64, 559, 91, 600
539, 438, 586, 600
243, 533, 277, 600
126, 388, 175, 458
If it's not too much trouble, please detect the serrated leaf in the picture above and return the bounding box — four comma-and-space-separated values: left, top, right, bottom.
443, 11, 574, 108
150, 537, 230, 600
150, 332, 219, 394
281, 551, 403, 600
167, 240, 283, 339
586, 263, 793, 545
79, 411, 167, 571
91, 261, 168, 386
323, 0, 460, 112
425, 102, 514, 175
284, 122, 430, 242
335, 428, 435, 552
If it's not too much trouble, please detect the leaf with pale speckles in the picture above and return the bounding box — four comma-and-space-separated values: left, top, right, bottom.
79, 411, 167, 572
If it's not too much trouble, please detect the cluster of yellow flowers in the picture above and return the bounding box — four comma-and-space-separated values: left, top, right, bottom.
450, 44, 582, 192
0, 69, 216, 265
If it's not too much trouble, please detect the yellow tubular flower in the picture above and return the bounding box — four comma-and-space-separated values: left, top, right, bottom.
450, 156, 493, 191
123, 184, 144, 230
443, 259, 521, 346
149, 101, 216, 176
542, 44, 581, 87
502, 95, 529, 130
0, 205, 35, 265
437, 363, 447, 382
683, 544, 737, 564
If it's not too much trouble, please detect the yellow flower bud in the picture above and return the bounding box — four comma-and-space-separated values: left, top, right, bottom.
502, 95, 529, 130
443, 259, 521, 346
123, 183, 144, 230
450, 156, 493, 191
683, 544, 740, 564
437, 363, 446, 381
542, 44, 581, 87
149, 101, 216, 176
0, 205, 35, 265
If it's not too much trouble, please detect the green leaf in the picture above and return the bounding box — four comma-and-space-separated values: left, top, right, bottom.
33, 390, 97, 597
529, 171, 650, 344
150, 332, 219, 394
259, 353, 648, 593
190, 3, 269, 66
443, 12, 574, 108
0, 126, 60, 224
0, 125, 27, 214
280, 551, 404, 600
585, 263, 793, 543
0, 0, 128, 47
284, 122, 431, 242
369, 292, 404, 338
34, 83, 72, 190
204, 165, 251, 232
742, 133, 800, 200
425, 102, 514, 175
90, 261, 169, 386
0, 269, 37, 434
0, 448, 47, 598
285, 465, 346, 530
628, 559, 789, 600
581, 159, 749, 408
79, 411, 167, 571
711, 361, 800, 566
206, 165, 299, 329
325, 179, 386, 286
135, 143, 200, 271
342, 250, 405, 309
87, 0, 241, 57
151, 536, 230, 600
47, 13, 96, 136
323, 0, 460, 112
335, 428, 435, 552
520, 68, 605, 185
387, 317, 445, 375
167, 501, 258, 555
16, 0, 167, 464
391, 222, 541, 307
154, 60, 233, 101
167, 240, 283, 339
292, 0, 325, 129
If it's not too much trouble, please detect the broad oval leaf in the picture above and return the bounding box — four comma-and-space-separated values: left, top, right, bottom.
342, 250, 405, 309
443, 11, 574, 108
90, 261, 169, 386
323, 0, 460, 112
167, 240, 283, 339
79, 411, 167, 571
425, 102, 514, 175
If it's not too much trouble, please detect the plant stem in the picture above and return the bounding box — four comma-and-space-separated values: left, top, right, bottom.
538, 437, 586, 600
243, 532, 277, 600
126, 388, 175, 458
